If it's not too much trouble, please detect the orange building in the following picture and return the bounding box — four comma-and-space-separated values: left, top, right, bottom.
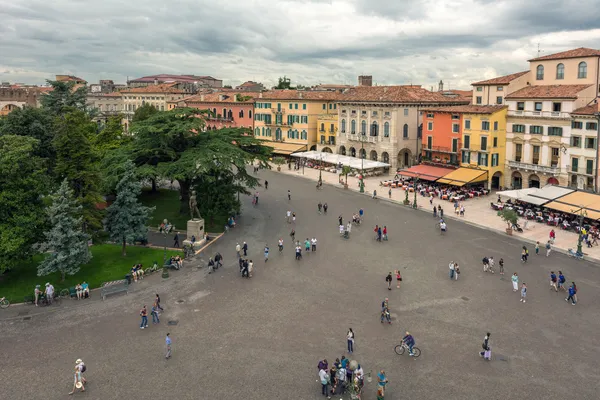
420, 107, 464, 167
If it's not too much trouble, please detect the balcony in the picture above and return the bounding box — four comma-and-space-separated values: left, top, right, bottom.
567, 165, 595, 176
508, 160, 559, 174
508, 110, 570, 119
271, 108, 285, 114
424, 145, 460, 154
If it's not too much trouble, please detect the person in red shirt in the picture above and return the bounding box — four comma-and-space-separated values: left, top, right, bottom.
549, 229, 556, 243
383, 226, 388, 241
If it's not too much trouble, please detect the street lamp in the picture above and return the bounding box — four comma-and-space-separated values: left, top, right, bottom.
575, 208, 587, 255
413, 177, 419, 208
359, 133, 366, 193
160, 218, 173, 278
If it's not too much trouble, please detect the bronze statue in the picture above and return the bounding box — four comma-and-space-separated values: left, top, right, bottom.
189, 190, 202, 220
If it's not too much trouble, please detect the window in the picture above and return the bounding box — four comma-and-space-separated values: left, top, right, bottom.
452, 123, 459, 133
463, 135, 470, 149
536, 65, 544, 80
513, 124, 525, 133
289, 103, 293, 109
361, 120, 367, 135
320, 135, 326, 144
534, 102, 542, 111
452, 138, 458, 153
384, 111, 390, 117
548, 127, 563, 136
239, 109, 244, 118
572, 121, 583, 129
249, 110, 252, 118
328, 104, 332, 109
301, 130, 307, 140
384, 122, 390, 137
403, 124, 409, 138
351, 120, 356, 134
571, 157, 579, 172
586, 122, 598, 130
341, 119, 346, 133
361, 110, 367, 116
481, 121, 490, 131
370, 122, 378, 136
465, 120, 471, 129
493, 121, 498, 131
476, 96, 482, 105
372, 111, 378, 117
480, 136, 488, 151
404, 108, 409, 116
351, 109, 357, 115
517, 102, 525, 111
551, 147, 560, 167
452, 114, 460, 120
303, 104, 306, 110
295, 103, 298, 109
493, 137, 498, 147
461, 151, 470, 164
585, 137, 597, 149
515, 143, 522, 162
530, 125, 543, 134
571, 136, 581, 147
334, 104, 337, 109
427, 136, 432, 150
426, 113, 434, 118
476, 87, 483, 92
532, 145, 540, 164
497, 86, 503, 91
427, 121, 433, 131
341, 109, 346, 114
556, 63, 564, 79
322, 104, 326, 110
553, 102, 561, 112
578, 62, 587, 79
320, 123, 325, 132
496, 97, 503, 104
587, 160, 594, 175
478, 153, 488, 166
491, 153, 499, 167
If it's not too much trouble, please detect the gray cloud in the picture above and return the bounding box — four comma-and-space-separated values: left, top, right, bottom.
0, 0, 599, 89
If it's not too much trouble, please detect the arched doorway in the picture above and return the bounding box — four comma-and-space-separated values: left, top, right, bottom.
359, 148, 366, 159
350, 147, 356, 157
397, 149, 412, 168
382, 152, 389, 164
338, 146, 346, 155
512, 171, 522, 189
370, 150, 378, 161
310, 145, 317, 151
528, 174, 540, 188
322, 147, 333, 153
548, 177, 559, 185
0, 104, 19, 116
491, 171, 502, 190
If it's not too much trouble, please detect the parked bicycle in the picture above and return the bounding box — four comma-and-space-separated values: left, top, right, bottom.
394, 342, 421, 357
0, 297, 10, 309
183, 244, 195, 259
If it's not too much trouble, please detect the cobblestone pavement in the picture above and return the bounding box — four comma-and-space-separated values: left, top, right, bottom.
1, 169, 599, 400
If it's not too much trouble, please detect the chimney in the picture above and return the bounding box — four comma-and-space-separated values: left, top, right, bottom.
154, 78, 158, 86
358, 75, 372, 87
383, 87, 388, 93
219, 94, 226, 101
200, 94, 205, 101
299, 92, 303, 99
259, 92, 263, 98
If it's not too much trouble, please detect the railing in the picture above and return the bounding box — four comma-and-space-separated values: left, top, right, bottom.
271, 108, 285, 114
567, 165, 595, 176
508, 110, 571, 119
265, 122, 292, 128
274, 137, 285, 142
508, 160, 559, 174
424, 145, 459, 154
383, 114, 392, 120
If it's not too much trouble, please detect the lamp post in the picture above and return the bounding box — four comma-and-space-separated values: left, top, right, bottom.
576, 208, 587, 255
161, 218, 172, 278
413, 177, 419, 208
359, 133, 366, 193
318, 153, 323, 186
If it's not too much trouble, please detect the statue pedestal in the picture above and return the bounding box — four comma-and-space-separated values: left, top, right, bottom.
185, 219, 205, 249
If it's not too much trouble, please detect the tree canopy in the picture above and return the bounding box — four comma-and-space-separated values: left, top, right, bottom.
40, 80, 88, 115
132, 103, 159, 123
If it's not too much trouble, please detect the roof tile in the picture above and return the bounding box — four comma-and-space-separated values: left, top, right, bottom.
572, 103, 599, 115
505, 84, 593, 99
121, 83, 188, 94
471, 71, 529, 86
528, 47, 600, 62
420, 105, 507, 114
338, 86, 469, 104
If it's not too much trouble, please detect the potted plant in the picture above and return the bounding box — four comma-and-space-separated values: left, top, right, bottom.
272, 156, 286, 172
497, 209, 519, 236
341, 166, 351, 189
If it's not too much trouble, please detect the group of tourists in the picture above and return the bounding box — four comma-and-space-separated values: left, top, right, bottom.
139, 294, 164, 328
317, 355, 365, 399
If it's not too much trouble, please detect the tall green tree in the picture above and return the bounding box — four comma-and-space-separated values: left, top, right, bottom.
129, 107, 271, 215
275, 76, 295, 89
0, 135, 48, 273
94, 114, 128, 156
53, 110, 103, 232
104, 160, 154, 256
37, 179, 91, 281
40, 80, 88, 115
132, 103, 158, 123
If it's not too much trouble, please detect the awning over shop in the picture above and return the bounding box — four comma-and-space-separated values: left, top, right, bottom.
497, 188, 541, 202
545, 191, 600, 220
525, 185, 574, 205
289, 150, 390, 169
264, 142, 307, 155
397, 165, 456, 181
436, 168, 488, 187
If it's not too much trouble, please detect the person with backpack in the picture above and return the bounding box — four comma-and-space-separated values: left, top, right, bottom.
557, 271, 566, 291
566, 282, 577, 305
545, 241, 552, 257
479, 333, 491, 360
214, 252, 222, 269
386, 272, 393, 290
550, 271, 558, 292
319, 366, 331, 398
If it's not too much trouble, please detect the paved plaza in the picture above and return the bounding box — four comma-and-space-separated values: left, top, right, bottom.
1, 169, 600, 400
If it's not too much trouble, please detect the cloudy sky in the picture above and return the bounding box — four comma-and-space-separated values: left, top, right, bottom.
1, 0, 600, 89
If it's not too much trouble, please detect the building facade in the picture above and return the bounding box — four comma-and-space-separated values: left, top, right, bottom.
128, 74, 222, 92
569, 104, 600, 191
471, 71, 529, 106
420, 108, 463, 168
0, 86, 42, 115
253, 90, 342, 155
120, 83, 190, 130
335, 86, 469, 170
87, 91, 123, 126
316, 113, 338, 150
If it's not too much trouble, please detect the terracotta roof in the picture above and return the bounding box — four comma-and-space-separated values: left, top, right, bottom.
182, 92, 260, 103
472, 71, 529, 86
528, 47, 600, 62
420, 105, 507, 114
238, 81, 262, 87
260, 89, 346, 101
505, 84, 593, 99
121, 83, 187, 94
129, 74, 218, 83
100, 91, 122, 97
572, 103, 600, 115
338, 86, 469, 104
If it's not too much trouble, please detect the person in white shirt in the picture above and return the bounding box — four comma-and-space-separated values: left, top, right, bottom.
346, 222, 352, 233
311, 237, 317, 252
278, 239, 284, 252
339, 224, 345, 235
318, 368, 330, 398
45, 283, 54, 305
286, 210, 291, 223
347, 328, 355, 353
248, 260, 254, 278
235, 243, 241, 258
440, 221, 447, 234
449, 261, 455, 279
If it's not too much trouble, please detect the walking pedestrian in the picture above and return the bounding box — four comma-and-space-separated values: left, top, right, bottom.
339, 215, 343, 226
449, 261, 455, 279
173, 232, 180, 248
347, 328, 355, 353
278, 238, 284, 253
248, 260, 254, 278
377, 370, 388, 399
236, 243, 241, 258
565, 282, 577, 305
290, 229, 295, 242
512, 272, 519, 292
318, 202, 323, 214
75, 359, 87, 385
386, 272, 393, 290
156, 294, 164, 311
69, 364, 85, 395
395, 270, 402, 288
382, 226, 388, 241
295, 244, 302, 260
499, 258, 504, 275
34, 284, 42, 306
243, 241, 248, 256
521, 246, 528, 263
286, 210, 291, 223
372, 189, 377, 199
165, 333, 172, 359
215, 252, 223, 268
557, 271, 566, 291
440, 206, 444, 218
433, 206, 437, 218
549, 228, 556, 244
546, 240, 552, 257
479, 332, 491, 360
550, 271, 558, 292
288, 189, 291, 201
430, 194, 433, 205
311, 237, 317, 252
482, 256, 489, 272
388, 188, 392, 199
265, 180, 268, 190
304, 238, 310, 253
242, 259, 249, 277
292, 212, 296, 224
319, 366, 331, 399
140, 305, 148, 329
264, 245, 269, 262
151, 303, 160, 324
535, 241, 540, 255
520, 283, 527, 303
323, 203, 328, 214
45, 282, 54, 305
359, 208, 364, 220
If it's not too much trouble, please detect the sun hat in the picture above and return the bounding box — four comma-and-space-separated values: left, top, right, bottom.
45, 283, 49, 286
75, 382, 82, 389
76, 359, 82, 364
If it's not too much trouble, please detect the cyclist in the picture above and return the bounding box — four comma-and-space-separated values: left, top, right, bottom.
214, 252, 222, 269
207, 257, 215, 274
401, 331, 416, 356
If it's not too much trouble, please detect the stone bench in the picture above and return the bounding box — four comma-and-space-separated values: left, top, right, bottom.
101, 279, 129, 301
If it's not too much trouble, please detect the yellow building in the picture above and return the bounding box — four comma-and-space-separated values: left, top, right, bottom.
459, 106, 508, 189
253, 90, 342, 155
316, 113, 337, 152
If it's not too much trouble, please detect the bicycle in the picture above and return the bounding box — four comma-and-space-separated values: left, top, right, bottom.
183, 244, 195, 259
0, 297, 9, 309
394, 342, 421, 357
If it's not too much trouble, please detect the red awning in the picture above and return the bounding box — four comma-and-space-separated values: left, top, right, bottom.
397, 165, 456, 181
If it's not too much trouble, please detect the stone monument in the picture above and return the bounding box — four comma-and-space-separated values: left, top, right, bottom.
185, 190, 205, 249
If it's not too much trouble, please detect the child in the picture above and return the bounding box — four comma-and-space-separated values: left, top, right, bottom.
395, 270, 402, 288
535, 241, 540, 255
